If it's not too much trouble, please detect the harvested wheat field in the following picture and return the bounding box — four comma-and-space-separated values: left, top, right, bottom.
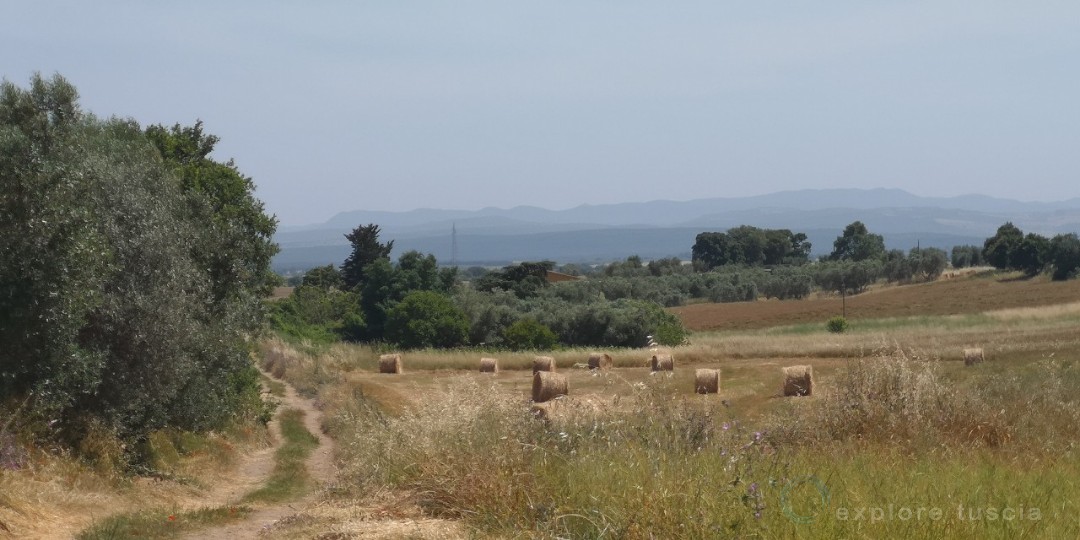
672, 271, 1080, 331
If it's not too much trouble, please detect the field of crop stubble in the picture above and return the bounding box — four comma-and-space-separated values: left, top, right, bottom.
252, 271, 1080, 538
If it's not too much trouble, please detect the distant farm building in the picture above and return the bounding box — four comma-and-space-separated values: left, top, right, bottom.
545, 271, 583, 284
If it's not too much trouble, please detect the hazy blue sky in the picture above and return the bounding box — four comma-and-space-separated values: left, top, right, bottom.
4, 2, 1079, 225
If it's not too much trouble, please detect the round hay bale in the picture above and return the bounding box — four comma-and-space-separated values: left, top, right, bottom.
782, 365, 813, 397
695, 368, 720, 394
378, 353, 403, 374
533, 355, 557, 373
963, 347, 984, 366
587, 352, 613, 370
479, 357, 499, 373
532, 371, 568, 403
650, 354, 674, 372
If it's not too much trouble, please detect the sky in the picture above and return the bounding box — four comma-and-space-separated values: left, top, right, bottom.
3, 2, 1079, 226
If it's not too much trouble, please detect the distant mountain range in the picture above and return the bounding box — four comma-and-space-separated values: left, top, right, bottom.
272, 188, 1080, 273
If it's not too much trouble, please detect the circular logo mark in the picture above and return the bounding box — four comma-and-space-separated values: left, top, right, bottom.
781, 475, 830, 524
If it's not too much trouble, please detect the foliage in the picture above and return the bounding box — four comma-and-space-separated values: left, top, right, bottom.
653, 320, 690, 346
145, 120, 280, 305
473, 260, 554, 298
983, 222, 1024, 270
826, 316, 849, 333
759, 265, 815, 300
358, 250, 457, 340
341, 223, 393, 290
384, 291, 470, 349
1015, 233, 1050, 276
452, 286, 520, 346
0, 74, 271, 449
909, 247, 948, 282
1048, 233, 1080, 281
528, 298, 685, 348
267, 286, 364, 344
501, 319, 558, 351
982, 223, 1055, 277
881, 249, 913, 282
813, 259, 882, 294
829, 221, 885, 262
950, 245, 985, 268
692, 226, 811, 270
301, 264, 342, 289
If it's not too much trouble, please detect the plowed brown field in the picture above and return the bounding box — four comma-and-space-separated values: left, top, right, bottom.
671, 272, 1080, 331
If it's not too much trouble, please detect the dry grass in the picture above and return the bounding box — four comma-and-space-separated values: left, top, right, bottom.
0, 424, 268, 539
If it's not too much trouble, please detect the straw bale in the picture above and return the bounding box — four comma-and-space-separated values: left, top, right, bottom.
588, 353, 613, 370
532, 371, 568, 402
782, 365, 813, 396
695, 368, 720, 394
650, 354, 674, 371
533, 355, 557, 373
963, 348, 984, 366
479, 357, 499, 373
379, 353, 403, 374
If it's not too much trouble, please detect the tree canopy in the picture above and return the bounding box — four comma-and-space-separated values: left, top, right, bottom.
830, 221, 885, 262
341, 223, 394, 289
0, 74, 276, 446
692, 226, 811, 270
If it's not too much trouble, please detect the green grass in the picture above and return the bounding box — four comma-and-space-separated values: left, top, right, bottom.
259, 372, 287, 398
242, 408, 319, 503
76, 505, 252, 539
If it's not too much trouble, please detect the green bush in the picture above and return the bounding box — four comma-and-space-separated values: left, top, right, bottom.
654, 320, 690, 346
384, 291, 470, 349
826, 316, 849, 333
502, 319, 558, 351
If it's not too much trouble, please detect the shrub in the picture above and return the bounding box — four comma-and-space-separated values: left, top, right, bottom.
826, 316, 849, 333
384, 291, 470, 349
654, 320, 690, 347
502, 319, 558, 351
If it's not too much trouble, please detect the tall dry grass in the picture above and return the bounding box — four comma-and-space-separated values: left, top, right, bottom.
316, 344, 1080, 538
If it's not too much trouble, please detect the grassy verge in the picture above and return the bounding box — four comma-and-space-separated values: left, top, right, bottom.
259, 371, 287, 398
76, 506, 252, 540
242, 408, 319, 503
75, 408, 317, 539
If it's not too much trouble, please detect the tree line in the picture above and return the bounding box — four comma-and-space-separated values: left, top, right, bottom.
276, 216, 1079, 352
270, 225, 688, 350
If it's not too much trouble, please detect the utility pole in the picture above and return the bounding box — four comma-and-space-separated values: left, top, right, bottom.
451, 222, 458, 267
841, 277, 846, 318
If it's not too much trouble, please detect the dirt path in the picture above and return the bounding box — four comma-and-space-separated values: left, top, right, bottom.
180, 370, 337, 540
